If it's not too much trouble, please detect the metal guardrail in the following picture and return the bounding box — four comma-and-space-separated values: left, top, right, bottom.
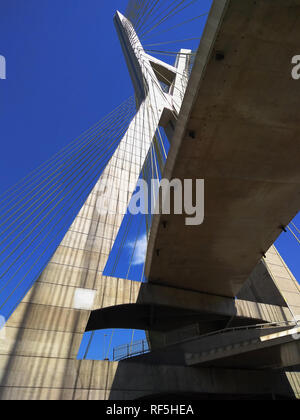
112, 321, 297, 361
194, 320, 297, 338
113, 339, 150, 361
173, 320, 298, 347
112, 324, 200, 361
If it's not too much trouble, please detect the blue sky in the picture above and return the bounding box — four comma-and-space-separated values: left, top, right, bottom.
0, 0, 299, 361
0, 0, 134, 192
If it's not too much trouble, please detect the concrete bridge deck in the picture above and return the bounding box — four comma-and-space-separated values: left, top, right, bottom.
185, 324, 300, 370
121, 322, 300, 371
145, 0, 300, 298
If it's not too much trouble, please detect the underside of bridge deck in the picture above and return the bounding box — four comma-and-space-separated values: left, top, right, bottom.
145, 0, 300, 298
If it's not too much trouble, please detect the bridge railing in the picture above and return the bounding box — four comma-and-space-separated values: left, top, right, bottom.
184, 320, 298, 343
112, 324, 200, 361
113, 339, 150, 361
112, 321, 297, 361
161, 321, 297, 348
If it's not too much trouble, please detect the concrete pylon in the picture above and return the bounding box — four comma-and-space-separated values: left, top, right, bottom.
0, 11, 190, 400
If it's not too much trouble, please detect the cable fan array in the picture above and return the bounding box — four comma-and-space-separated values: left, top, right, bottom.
125, 0, 209, 65
0, 96, 137, 321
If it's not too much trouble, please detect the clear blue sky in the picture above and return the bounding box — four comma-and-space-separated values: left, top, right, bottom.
0, 0, 134, 191
0, 0, 298, 361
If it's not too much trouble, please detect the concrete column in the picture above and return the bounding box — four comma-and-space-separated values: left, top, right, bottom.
0, 10, 190, 400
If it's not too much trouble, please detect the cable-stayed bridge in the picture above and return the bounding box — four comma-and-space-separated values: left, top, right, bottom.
0, 0, 300, 400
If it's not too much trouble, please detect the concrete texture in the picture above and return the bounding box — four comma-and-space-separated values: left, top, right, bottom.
185, 325, 300, 369
0, 356, 298, 400
145, 0, 300, 298
86, 287, 293, 334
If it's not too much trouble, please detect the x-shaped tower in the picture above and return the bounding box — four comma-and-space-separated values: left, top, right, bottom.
114, 11, 191, 158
